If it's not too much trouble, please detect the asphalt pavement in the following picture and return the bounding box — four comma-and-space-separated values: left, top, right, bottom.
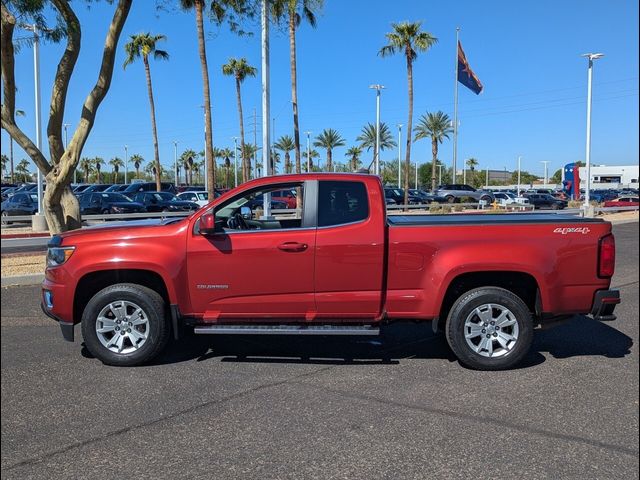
1, 222, 638, 479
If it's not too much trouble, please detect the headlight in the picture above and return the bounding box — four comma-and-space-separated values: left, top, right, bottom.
47, 247, 75, 267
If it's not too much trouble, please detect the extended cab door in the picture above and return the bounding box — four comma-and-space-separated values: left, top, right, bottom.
186, 181, 316, 320
313, 179, 386, 319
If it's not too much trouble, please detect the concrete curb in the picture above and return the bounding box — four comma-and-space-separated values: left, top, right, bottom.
1, 274, 44, 287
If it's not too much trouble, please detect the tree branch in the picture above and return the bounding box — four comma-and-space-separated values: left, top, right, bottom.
47, 0, 81, 165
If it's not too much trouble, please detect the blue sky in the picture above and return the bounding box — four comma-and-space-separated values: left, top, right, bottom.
3, 0, 639, 178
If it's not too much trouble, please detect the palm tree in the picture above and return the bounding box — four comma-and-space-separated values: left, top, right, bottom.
123, 33, 169, 192
80, 157, 93, 183
15, 159, 31, 183
130, 154, 144, 179
217, 148, 234, 188
414, 111, 453, 191
179, 149, 197, 185
144, 161, 162, 181
313, 128, 345, 172
180, 0, 219, 199
345, 146, 363, 171
465, 157, 479, 185
274, 135, 295, 174
356, 122, 397, 170
1, 154, 8, 179
222, 57, 257, 183
108, 157, 125, 183
239, 143, 260, 178
380, 22, 437, 205
272, 0, 323, 173
94, 157, 105, 183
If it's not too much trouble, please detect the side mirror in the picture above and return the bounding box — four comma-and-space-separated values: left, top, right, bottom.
200, 212, 217, 235
240, 206, 252, 219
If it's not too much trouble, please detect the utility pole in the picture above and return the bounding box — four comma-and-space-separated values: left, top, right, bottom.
253, 108, 258, 179
232, 137, 238, 187
261, 0, 271, 217
124, 145, 128, 184
369, 84, 385, 175
397, 124, 402, 188
582, 53, 604, 212
517, 155, 522, 196
173, 141, 178, 186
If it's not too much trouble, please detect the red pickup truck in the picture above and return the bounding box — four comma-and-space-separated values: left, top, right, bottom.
41, 173, 620, 370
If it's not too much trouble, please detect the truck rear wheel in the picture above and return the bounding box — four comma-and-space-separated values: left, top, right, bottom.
445, 287, 533, 370
81, 283, 170, 366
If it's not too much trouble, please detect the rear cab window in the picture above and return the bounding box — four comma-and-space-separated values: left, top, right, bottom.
318, 181, 369, 227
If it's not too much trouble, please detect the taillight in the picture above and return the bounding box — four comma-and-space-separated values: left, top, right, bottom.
598, 234, 615, 278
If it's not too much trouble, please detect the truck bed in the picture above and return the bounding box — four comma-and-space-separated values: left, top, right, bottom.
387, 213, 605, 226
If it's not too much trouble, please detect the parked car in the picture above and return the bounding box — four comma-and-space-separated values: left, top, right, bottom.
384, 188, 422, 205
270, 188, 297, 209
493, 192, 530, 206
434, 184, 494, 203
132, 192, 199, 212
73, 184, 92, 194
42, 173, 620, 370
408, 189, 448, 204
246, 194, 289, 211
1, 192, 38, 223
79, 192, 146, 215
80, 184, 112, 194
524, 193, 567, 210
122, 182, 177, 198
176, 191, 218, 207
603, 196, 639, 208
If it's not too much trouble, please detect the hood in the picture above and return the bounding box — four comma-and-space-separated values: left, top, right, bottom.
59, 217, 188, 242
110, 202, 145, 209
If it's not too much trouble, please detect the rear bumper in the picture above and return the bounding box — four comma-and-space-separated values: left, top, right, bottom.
40, 301, 75, 341
590, 289, 620, 322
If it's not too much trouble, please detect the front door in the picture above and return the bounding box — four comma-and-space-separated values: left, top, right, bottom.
187, 181, 316, 321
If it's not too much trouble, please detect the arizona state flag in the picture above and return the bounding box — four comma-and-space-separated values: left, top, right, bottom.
457, 41, 483, 94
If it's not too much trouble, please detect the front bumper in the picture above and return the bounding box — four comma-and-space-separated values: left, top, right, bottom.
40, 301, 75, 341
590, 289, 620, 322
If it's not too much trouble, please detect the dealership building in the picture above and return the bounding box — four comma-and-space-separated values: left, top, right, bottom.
575, 164, 639, 188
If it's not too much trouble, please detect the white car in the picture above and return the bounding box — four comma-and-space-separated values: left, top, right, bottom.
494, 192, 530, 206
176, 191, 210, 207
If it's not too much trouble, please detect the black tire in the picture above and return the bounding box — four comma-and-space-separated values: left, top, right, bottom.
81, 283, 170, 366
445, 195, 455, 204
551, 203, 560, 210
445, 287, 533, 370
480, 195, 492, 203
1, 211, 9, 226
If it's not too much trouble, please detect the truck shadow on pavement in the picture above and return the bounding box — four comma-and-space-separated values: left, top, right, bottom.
80, 315, 633, 369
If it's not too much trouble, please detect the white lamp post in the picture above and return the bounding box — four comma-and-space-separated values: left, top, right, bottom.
582, 53, 604, 212
369, 84, 385, 175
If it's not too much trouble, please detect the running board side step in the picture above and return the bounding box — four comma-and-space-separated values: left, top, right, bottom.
193, 325, 380, 336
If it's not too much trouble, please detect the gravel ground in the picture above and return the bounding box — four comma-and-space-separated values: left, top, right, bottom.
1, 255, 46, 277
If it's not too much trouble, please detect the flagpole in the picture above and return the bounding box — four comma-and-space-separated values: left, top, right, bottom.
453, 27, 460, 184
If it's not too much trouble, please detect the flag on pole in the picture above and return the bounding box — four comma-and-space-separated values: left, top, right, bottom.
457, 41, 483, 94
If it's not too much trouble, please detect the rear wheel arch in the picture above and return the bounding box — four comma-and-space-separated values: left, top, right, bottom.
435, 271, 542, 332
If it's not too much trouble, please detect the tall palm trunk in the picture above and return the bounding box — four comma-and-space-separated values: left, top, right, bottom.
404, 48, 414, 206
142, 56, 162, 192
9, 138, 14, 183
235, 76, 248, 183
289, 11, 301, 173
285, 152, 291, 174
195, 0, 215, 199
327, 149, 333, 172
431, 138, 438, 191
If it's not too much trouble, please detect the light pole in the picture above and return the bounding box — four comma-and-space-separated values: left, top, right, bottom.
124, 145, 128, 184
517, 156, 522, 196
305, 131, 311, 172
369, 84, 385, 175
397, 124, 402, 188
415, 161, 418, 189
541, 160, 549, 186
437, 164, 443, 186
232, 137, 238, 187
173, 141, 178, 186
582, 53, 604, 211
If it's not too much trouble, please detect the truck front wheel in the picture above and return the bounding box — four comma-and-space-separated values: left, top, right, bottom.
81, 283, 170, 366
445, 287, 533, 370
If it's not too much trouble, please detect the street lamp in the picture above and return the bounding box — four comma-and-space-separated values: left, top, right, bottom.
397, 124, 402, 188
232, 137, 238, 187
582, 53, 604, 211
305, 131, 311, 172
541, 160, 549, 186
173, 141, 178, 186
369, 84, 385, 176
437, 164, 443, 186
517, 155, 522, 196
124, 145, 128, 184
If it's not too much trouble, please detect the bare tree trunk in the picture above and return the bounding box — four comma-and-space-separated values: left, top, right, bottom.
1, 0, 132, 233
236, 77, 248, 183
195, 0, 216, 199
327, 149, 332, 172
285, 152, 290, 174
431, 138, 438, 191
289, 12, 301, 174
404, 48, 413, 208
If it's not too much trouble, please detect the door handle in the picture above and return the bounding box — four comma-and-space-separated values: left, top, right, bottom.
278, 242, 308, 252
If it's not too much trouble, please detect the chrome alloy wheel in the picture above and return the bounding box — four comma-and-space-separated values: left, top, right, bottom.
95, 301, 149, 354
464, 303, 519, 358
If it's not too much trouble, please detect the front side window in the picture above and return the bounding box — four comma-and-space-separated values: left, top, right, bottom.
212, 183, 304, 232
318, 181, 368, 227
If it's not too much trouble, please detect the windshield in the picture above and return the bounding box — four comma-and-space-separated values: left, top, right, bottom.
100, 193, 132, 202
152, 192, 175, 201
